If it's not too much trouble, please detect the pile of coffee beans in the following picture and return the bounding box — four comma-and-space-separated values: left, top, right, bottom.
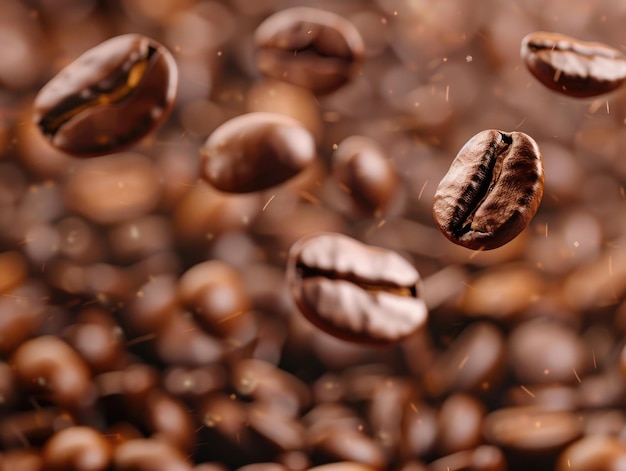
2, 0, 626, 470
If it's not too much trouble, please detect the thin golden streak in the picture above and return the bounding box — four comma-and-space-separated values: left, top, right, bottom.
573, 368, 582, 383
606, 101, 610, 114
417, 180, 428, 200
126, 333, 157, 347
592, 350, 597, 369
545, 223, 549, 238
469, 246, 485, 260
445, 85, 450, 102
217, 310, 245, 324
377, 219, 386, 228
409, 402, 419, 413
520, 385, 535, 398
262, 194, 276, 211
458, 355, 469, 370
514, 116, 527, 129
299, 191, 321, 206
609, 255, 613, 276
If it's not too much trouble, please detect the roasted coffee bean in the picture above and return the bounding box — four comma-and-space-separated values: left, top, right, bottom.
0, 407, 73, 449
429, 445, 507, 471
0, 448, 44, 471
199, 112, 316, 193
11, 335, 94, 408
42, 426, 112, 471
113, 438, 193, 471
254, 7, 364, 95
556, 436, 626, 471
521, 32, 626, 98
33, 34, 177, 156
306, 464, 377, 471
332, 136, 399, 216
432, 130, 544, 250
287, 232, 427, 345
483, 406, 582, 454
436, 393, 486, 455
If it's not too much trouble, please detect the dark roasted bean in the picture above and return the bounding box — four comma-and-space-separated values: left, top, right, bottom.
521, 32, 626, 98
433, 130, 544, 250
33, 34, 177, 156
199, 112, 316, 194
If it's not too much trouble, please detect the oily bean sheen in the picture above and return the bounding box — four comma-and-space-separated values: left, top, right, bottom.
521, 32, 626, 98
432, 130, 544, 250
33, 34, 177, 157
287, 232, 427, 345
199, 112, 316, 193
254, 7, 365, 95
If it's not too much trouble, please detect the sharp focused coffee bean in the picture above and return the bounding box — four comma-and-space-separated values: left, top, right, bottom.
199, 112, 316, 193
521, 32, 626, 98
33, 34, 177, 157
287, 232, 427, 345
433, 130, 544, 250
254, 7, 364, 95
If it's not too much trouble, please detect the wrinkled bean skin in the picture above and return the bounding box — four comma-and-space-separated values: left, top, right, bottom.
433, 130, 544, 250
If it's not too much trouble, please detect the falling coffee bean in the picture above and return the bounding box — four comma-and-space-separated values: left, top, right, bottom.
254, 7, 365, 95
33, 34, 178, 157
521, 31, 626, 98
432, 129, 544, 250
287, 232, 427, 345
199, 112, 316, 193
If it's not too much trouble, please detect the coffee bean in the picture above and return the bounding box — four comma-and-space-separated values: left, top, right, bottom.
436, 393, 486, 455
199, 112, 316, 193
521, 32, 626, 98
42, 426, 112, 471
33, 34, 177, 156
11, 335, 94, 408
287, 232, 427, 345
433, 130, 544, 250
254, 7, 364, 95
556, 436, 626, 471
113, 438, 193, 471
332, 136, 400, 216
429, 445, 507, 471
0, 449, 44, 471
483, 406, 582, 454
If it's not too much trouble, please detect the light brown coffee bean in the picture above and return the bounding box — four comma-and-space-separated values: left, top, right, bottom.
436, 393, 486, 455
199, 112, 316, 194
483, 406, 582, 454
254, 7, 364, 95
11, 335, 94, 408
521, 32, 626, 98
429, 445, 507, 471
113, 438, 192, 471
42, 426, 112, 471
433, 130, 544, 250
556, 436, 626, 471
33, 34, 177, 156
287, 232, 427, 345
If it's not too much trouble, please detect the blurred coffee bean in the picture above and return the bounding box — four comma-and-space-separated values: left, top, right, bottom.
163, 364, 227, 402
0, 407, 73, 449
0, 251, 27, 294
199, 112, 316, 193
254, 7, 364, 95
63, 307, 125, 372
556, 436, 626, 471
582, 410, 626, 437
433, 130, 544, 250
310, 427, 386, 470
126, 274, 179, 335
108, 215, 173, 263
113, 438, 193, 471
33, 34, 177, 156
577, 367, 626, 409
55, 216, 106, 264
287, 232, 427, 344
248, 402, 306, 453
508, 319, 589, 385
144, 390, 195, 452
0, 281, 47, 355
63, 153, 160, 225
42, 426, 112, 471
232, 359, 310, 417
436, 393, 486, 455
401, 401, 439, 459
428, 445, 507, 471
11, 335, 94, 408
0, 448, 44, 471
504, 383, 578, 411
178, 260, 252, 338
424, 322, 506, 398
306, 463, 377, 471
483, 406, 582, 457
521, 32, 626, 98
332, 136, 400, 216
236, 464, 288, 471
